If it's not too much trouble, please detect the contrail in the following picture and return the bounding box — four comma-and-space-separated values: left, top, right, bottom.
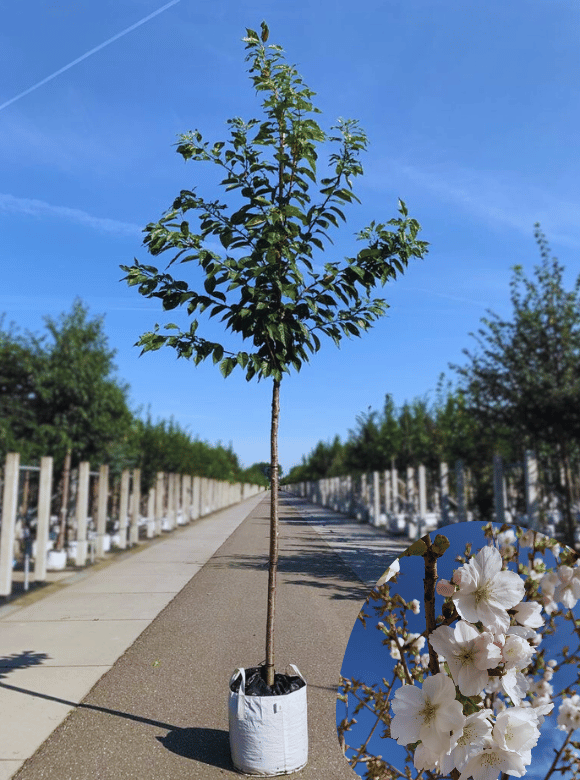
0, 0, 181, 112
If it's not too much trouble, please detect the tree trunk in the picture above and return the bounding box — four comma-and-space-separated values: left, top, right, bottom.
264, 378, 281, 688
56, 448, 72, 552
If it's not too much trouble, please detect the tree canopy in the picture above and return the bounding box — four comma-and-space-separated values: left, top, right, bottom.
121, 23, 428, 385
0, 299, 263, 488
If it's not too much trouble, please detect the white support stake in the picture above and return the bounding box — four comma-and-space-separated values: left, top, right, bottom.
524, 450, 539, 531
440, 462, 450, 526
493, 454, 505, 525
34, 456, 53, 583
75, 461, 90, 567
372, 471, 380, 526
155, 472, 165, 535
96, 465, 109, 558
130, 468, 141, 545
119, 469, 130, 548
456, 460, 467, 523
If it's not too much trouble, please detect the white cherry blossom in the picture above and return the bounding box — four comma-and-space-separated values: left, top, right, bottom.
512, 600, 544, 629
499, 668, 530, 706
497, 529, 517, 559
492, 707, 540, 764
438, 709, 494, 775
501, 633, 536, 670
452, 546, 525, 634
554, 565, 580, 609
520, 699, 554, 725
518, 529, 536, 548
557, 694, 580, 732
429, 620, 502, 696
391, 673, 465, 753
459, 740, 528, 780
413, 741, 440, 772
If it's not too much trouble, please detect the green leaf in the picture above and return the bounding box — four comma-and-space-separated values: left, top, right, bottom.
219, 357, 236, 378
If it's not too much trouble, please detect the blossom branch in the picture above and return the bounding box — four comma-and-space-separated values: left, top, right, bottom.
543, 728, 573, 780
393, 632, 414, 686
423, 534, 440, 676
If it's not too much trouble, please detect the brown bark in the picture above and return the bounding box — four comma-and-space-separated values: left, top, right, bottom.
422, 534, 440, 676
264, 378, 281, 687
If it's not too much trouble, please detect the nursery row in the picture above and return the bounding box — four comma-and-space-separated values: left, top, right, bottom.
283, 449, 576, 543
0, 451, 265, 598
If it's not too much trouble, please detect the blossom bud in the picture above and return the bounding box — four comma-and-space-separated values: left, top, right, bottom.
436, 578, 455, 596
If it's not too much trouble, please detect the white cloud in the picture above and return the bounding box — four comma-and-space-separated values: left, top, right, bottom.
0, 192, 142, 236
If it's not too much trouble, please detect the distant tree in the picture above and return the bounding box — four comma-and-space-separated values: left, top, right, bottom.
344, 409, 385, 473
0, 316, 43, 462
0, 300, 133, 472
121, 22, 428, 685
240, 462, 271, 487
129, 410, 254, 490
450, 225, 580, 546
396, 397, 436, 470
304, 437, 344, 480
29, 298, 133, 470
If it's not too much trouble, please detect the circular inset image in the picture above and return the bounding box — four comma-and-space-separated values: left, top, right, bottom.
338, 523, 580, 780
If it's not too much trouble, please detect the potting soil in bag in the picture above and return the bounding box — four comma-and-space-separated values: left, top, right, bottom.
228, 665, 308, 776
230, 666, 305, 697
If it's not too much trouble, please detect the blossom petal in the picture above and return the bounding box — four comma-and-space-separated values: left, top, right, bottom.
477, 546, 503, 578
489, 570, 525, 608
474, 599, 510, 634
423, 672, 458, 704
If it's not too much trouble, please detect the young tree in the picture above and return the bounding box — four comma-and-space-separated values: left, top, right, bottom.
450, 226, 580, 547
121, 22, 428, 686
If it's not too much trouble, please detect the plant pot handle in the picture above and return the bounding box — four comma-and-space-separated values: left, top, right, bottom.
287, 663, 305, 682
230, 668, 246, 719
230, 667, 246, 694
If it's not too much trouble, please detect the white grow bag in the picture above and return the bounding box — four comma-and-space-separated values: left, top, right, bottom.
228, 665, 308, 776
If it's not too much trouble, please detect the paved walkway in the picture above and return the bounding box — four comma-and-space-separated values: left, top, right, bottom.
0, 493, 410, 780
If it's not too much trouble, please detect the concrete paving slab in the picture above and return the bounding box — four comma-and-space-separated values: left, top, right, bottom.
0, 619, 151, 666
0, 665, 111, 759
66, 566, 199, 595
3, 592, 176, 622
0, 762, 24, 780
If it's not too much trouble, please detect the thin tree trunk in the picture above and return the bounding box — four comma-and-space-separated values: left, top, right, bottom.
56, 448, 72, 551
264, 378, 281, 688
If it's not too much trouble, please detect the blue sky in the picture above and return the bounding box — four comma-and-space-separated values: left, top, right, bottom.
339, 523, 579, 779
1, 1, 579, 473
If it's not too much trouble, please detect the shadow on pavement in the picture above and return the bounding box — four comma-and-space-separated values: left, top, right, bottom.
210, 545, 373, 602
158, 727, 233, 770
1, 682, 236, 771
0, 651, 50, 679
0, 680, 177, 731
